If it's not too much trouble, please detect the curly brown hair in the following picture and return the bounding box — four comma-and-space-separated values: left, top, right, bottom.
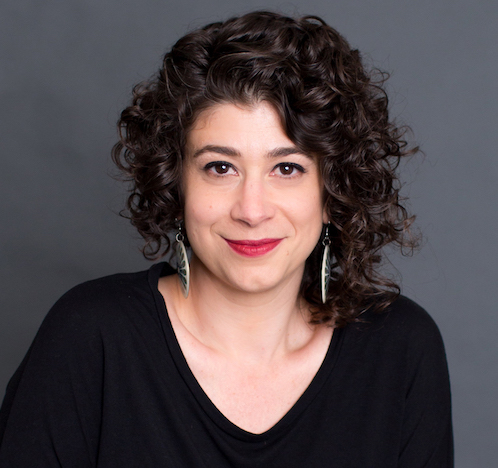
112, 11, 418, 327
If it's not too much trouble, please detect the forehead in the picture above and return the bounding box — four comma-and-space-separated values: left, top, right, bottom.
186, 101, 292, 152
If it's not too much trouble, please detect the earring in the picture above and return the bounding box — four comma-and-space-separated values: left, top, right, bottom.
320, 223, 332, 304
175, 221, 190, 298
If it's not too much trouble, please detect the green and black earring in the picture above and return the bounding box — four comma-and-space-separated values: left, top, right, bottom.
320, 223, 331, 303
175, 221, 190, 298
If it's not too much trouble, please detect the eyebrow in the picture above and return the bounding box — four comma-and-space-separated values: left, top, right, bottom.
191, 145, 311, 159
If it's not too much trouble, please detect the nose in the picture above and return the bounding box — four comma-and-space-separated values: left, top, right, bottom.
230, 177, 275, 227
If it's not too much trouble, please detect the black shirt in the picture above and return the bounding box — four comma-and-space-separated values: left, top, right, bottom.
0, 263, 453, 467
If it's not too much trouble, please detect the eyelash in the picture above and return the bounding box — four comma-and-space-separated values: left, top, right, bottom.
204, 161, 235, 176
273, 163, 306, 177
203, 161, 306, 177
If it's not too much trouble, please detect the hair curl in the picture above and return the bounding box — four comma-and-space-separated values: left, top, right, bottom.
112, 11, 418, 327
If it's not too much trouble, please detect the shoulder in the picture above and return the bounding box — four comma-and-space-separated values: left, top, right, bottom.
3, 264, 173, 396
385, 295, 445, 349
33, 263, 174, 352
337, 295, 451, 415
354, 295, 442, 336
52, 267, 151, 314
40, 269, 149, 334
0, 266, 166, 460
343, 295, 447, 361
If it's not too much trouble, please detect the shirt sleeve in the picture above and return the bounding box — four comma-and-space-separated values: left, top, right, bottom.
0, 285, 105, 467
396, 300, 454, 467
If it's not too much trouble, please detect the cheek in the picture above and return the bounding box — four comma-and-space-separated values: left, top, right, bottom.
183, 191, 225, 238
292, 187, 324, 222
300, 193, 325, 243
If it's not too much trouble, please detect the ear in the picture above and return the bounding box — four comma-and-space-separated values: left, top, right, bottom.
321, 192, 330, 225
322, 207, 329, 225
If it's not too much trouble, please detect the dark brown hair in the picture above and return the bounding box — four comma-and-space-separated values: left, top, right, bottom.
112, 11, 418, 327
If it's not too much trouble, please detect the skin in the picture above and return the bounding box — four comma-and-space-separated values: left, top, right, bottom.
158, 101, 332, 434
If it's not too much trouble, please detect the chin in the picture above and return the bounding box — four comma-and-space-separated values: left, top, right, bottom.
222, 264, 302, 295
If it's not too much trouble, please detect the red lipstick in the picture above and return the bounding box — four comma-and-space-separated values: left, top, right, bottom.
224, 238, 282, 257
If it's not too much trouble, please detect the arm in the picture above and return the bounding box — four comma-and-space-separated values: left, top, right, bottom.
0, 286, 104, 467
397, 302, 454, 467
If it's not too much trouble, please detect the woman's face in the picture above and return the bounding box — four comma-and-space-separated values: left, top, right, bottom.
182, 101, 326, 296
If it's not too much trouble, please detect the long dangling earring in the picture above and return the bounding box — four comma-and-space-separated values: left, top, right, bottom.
320, 223, 332, 304
175, 221, 190, 298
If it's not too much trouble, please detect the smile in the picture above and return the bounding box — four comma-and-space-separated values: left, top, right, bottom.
224, 238, 283, 257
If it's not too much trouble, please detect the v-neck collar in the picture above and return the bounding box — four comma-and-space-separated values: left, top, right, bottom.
148, 262, 344, 442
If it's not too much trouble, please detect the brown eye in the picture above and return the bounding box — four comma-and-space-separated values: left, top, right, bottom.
214, 164, 230, 174
274, 163, 305, 177
204, 161, 236, 176
279, 164, 294, 175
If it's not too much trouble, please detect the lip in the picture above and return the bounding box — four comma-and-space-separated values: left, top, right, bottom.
224, 238, 283, 257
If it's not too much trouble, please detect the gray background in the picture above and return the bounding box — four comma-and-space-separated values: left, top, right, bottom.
1, 0, 496, 466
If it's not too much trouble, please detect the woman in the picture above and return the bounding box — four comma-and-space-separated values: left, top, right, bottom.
0, 11, 453, 467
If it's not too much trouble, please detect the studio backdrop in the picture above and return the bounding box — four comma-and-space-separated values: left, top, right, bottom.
1, 1, 497, 467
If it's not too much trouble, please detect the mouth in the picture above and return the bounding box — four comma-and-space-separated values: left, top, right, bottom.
224, 238, 283, 257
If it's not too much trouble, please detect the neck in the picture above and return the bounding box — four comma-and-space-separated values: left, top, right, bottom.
168, 256, 314, 363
